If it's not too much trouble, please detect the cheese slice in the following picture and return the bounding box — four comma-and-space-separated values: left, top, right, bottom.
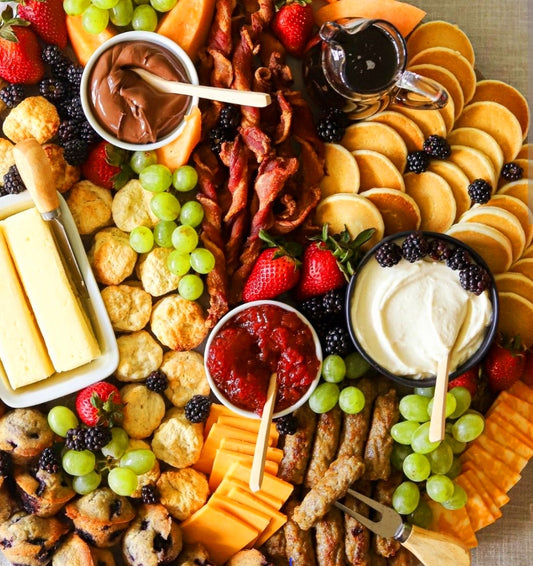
0, 226, 54, 388
2, 208, 100, 372
215, 476, 286, 509
219, 438, 284, 463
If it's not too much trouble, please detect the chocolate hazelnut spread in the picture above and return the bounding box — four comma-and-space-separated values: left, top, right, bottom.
89, 40, 191, 144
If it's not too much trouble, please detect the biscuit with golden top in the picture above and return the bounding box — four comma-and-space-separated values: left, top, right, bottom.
115, 330, 163, 382
120, 383, 166, 439
67, 180, 113, 235
157, 468, 209, 521
112, 179, 159, 232
101, 284, 152, 332
136, 246, 182, 297
89, 227, 138, 286
2, 96, 59, 144
42, 143, 80, 193
161, 350, 210, 407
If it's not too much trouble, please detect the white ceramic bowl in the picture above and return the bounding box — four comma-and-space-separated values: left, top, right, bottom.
80, 30, 199, 151
204, 300, 323, 419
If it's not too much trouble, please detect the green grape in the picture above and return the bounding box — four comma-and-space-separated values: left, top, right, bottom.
92, 0, 119, 8
62, 449, 96, 477
72, 470, 101, 495
391, 421, 420, 445
172, 225, 199, 253
131, 3, 158, 30
167, 250, 191, 276
344, 351, 370, 379
402, 452, 431, 482
408, 499, 433, 528
321, 355, 346, 383
446, 457, 462, 479
48, 406, 78, 437
63, 0, 91, 15
411, 422, 441, 454
150, 192, 181, 221
309, 382, 340, 414
82, 5, 109, 34
154, 220, 178, 248
414, 386, 435, 398
442, 483, 468, 510
101, 427, 129, 459
129, 226, 154, 253
172, 165, 198, 192
392, 481, 420, 515
179, 201, 204, 227
130, 150, 157, 174
399, 394, 430, 422
110, 0, 134, 26
427, 392, 457, 419
120, 449, 156, 474
428, 441, 454, 475
448, 386, 472, 419
108, 467, 138, 496
178, 274, 204, 301
452, 413, 485, 443
134, 0, 149, 3
150, 0, 177, 11
338, 386, 365, 414
445, 433, 466, 455
190, 248, 215, 274
426, 474, 455, 503
139, 164, 172, 192
391, 443, 413, 471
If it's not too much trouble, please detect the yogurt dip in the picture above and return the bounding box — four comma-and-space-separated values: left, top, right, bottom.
350, 257, 493, 378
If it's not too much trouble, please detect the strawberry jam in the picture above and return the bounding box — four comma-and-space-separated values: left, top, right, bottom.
206, 304, 320, 415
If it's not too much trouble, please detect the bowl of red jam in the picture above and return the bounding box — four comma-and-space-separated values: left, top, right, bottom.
204, 300, 322, 419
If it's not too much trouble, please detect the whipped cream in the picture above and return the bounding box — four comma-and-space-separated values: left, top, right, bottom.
350, 257, 493, 378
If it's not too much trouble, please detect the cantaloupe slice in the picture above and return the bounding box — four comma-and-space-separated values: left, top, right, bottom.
314, 0, 426, 38
66, 15, 115, 66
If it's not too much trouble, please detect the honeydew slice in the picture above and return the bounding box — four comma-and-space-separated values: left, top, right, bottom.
447, 128, 504, 179
360, 188, 421, 236
366, 110, 425, 152
494, 272, 533, 304
427, 160, 472, 221
496, 292, 533, 347
351, 149, 405, 192
487, 194, 533, 247
320, 143, 360, 197
448, 144, 497, 189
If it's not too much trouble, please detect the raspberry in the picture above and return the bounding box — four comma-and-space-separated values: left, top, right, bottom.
423, 135, 451, 159
184, 395, 212, 423
402, 232, 429, 262
406, 150, 430, 173
375, 241, 402, 267
468, 179, 492, 204
459, 264, 491, 295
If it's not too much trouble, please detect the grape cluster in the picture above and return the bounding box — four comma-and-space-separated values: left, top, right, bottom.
390, 386, 485, 525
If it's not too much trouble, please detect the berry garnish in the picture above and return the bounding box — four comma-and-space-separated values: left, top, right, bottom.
402, 232, 429, 262
0, 83, 24, 107
446, 248, 471, 271
375, 241, 403, 267
184, 395, 212, 423
467, 179, 492, 204
458, 264, 491, 295
501, 161, 523, 182
323, 325, 351, 357
84, 425, 112, 452
406, 150, 430, 173
275, 414, 298, 435
37, 447, 60, 474
141, 484, 160, 504
75, 382, 123, 427
427, 238, 452, 261
65, 427, 87, 451
423, 135, 451, 159
146, 370, 169, 393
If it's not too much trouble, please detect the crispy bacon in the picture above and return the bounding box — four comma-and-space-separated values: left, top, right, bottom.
208, 0, 236, 56
221, 136, 253, 225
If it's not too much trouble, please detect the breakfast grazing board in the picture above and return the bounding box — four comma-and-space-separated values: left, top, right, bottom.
0, 0, 532, 565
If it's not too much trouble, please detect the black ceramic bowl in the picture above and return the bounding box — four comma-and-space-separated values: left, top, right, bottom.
345, 231, 499, 388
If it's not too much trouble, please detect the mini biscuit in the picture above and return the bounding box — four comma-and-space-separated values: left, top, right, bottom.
2, 96, 60, 144
226, 549, 271, 566
115, 330, 163, 382
112, 179, 159, 232
151, 407, 204, 468
136, 247, 182, 297
161, 350, 210, 407
120, 384, 166, 439
101, 284, 152, 332
0, 138, 15, 183
42, 143, 80, 193
150, 294, 208, 351
175, 543, 212, 566
156, 468, 209, 521
67, 180, 113, 235
126, 439, 161, 498
89, 227, 138, 285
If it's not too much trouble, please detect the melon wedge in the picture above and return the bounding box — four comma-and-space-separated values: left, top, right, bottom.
66, 15, 115, 66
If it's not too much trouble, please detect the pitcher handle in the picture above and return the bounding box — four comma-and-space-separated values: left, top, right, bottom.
394, 70, 448, 110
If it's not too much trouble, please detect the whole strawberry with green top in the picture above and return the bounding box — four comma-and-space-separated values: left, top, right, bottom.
75, 382, 123, 427
484, 336, 526, 392
81, 141, 133, 190
271, 0, 314, 57
16, 0, 68, 48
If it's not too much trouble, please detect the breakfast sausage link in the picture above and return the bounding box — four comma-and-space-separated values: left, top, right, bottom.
387, 547, 417, 566
284, 496, 318, 566
315, 506, 345, 566
261, 529, 289, 566
344, 480, 372, 566
373, 472, 403, 558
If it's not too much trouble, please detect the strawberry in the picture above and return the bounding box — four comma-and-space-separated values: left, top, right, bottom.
16, 0, 67, 48
0, 8, 44, 84
81, 141, 133, 190
242, 230, 302, 302
75, 382, 123, 427
271, 0, 314, 58
448, 366, 479, 397
484, 337, 526, 392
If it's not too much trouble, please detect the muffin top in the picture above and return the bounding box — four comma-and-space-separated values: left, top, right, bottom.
65, 487, 135, 524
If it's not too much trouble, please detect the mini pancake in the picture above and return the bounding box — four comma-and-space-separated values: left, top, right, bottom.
427, 160, 472, 220
510, 258, 533, 280
319, 142, 360, 197
360, 188, 421, 235
459, 206, 526, 262
448, 144, 497, 188
447, 221, 513, 274
314, 193, 384, 250
497, 158, 532, 189
341, 122, 408, 172
447, 127, 504, 178
487, 194, 533, 247
436, 86, 455, 134
366, 110, 425, 152
406, 20, 475, 66
496, 292, 533, 348
498, 179, 533, 207
523, 244, 533, 259
408, 47, 476, 104
471, 79, 530, 140
455, 101, 523, 163
494, 273, 533, 304
389, 104, 447, 139
404, 171, 456, 232
351, 149, 405, 192
407, 63, 464, 120
517, 144, 531, 160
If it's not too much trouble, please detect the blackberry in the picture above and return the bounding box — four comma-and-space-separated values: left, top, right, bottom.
39, 78, 68, 103
459, 264, 491, 295
275, 414, 298, 435
428, 238, 452, 261
80, 120, 100, 145
0, 450, 11, 477
65, 97, 85, 121
41, 44, 64, 66
218, 105, 241, 130
2, 165, 26, 194
501, 161, 523, 182
467, 179, 492, 204
141, 484, 160, 504
84, 425, 111, 452
325, 107, 350, 128
66, 64, 84, 89
207, 126, 234, 154
316, 114, 345, 143
37, 448, 60, 474
375, 241, 402, 267
323, 325, 351, 357
146, 369, 168, 393
65, 427, 86, 451
423, 135, 451, 159
184, 395, 212, 423
446, 248, 471, 271
63, 138, 88, 165
322, 288, 345, 317
0, 84, 24, 108
402, 232, 429, 262
58, 119, 82, 145
406, 150, 430, 173
298, 295, 327, 324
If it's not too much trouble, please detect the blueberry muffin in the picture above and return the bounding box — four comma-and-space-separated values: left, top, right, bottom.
64, 487, 135, 548
175, 542, 214, 565
0, 510, 69, 566
0, 477, 19, 523
122, 503, 182, 566
51, 533, 116, 566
